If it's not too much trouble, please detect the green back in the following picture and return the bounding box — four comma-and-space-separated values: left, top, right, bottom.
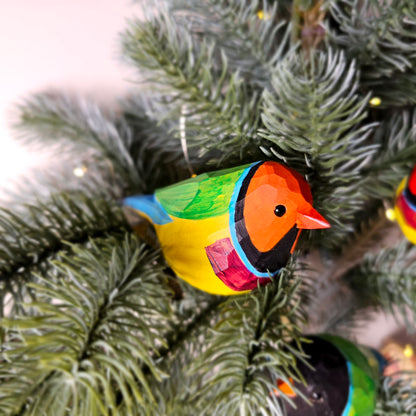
320, 334, 379, 416
155, 163, 252, 220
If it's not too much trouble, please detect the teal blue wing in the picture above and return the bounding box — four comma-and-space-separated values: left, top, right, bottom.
155, 163, 253, 220
123, 195, 172, 225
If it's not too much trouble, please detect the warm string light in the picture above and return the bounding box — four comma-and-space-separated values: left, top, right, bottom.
369, 97, 382, 107
257, 10, 272, 20
404, 344, 414, 358
73, 166, 87, 177
385, 208, 396, 221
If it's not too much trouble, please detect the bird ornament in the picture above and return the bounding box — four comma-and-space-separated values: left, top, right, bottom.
123, 161, 330, 295
274, 334, 385, 416
388, 164, 416, 243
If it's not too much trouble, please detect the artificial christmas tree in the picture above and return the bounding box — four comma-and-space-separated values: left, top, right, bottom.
1, 0, 416, 415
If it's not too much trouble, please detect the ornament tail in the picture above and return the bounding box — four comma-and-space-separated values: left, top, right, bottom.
123, 195, 172, 225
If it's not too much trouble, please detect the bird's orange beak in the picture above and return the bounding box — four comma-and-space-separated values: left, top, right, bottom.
273, 378, 297, 397
296, 206, 330, 230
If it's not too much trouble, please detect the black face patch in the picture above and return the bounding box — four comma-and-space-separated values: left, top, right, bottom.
234, 164, 299, 273
404, 187, 416, 206
283, 337, 350, 416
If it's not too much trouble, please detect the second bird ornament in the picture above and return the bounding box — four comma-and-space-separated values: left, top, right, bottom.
274, 334, 384, 416
388, 164, 416, 243
123, 161, 330, 295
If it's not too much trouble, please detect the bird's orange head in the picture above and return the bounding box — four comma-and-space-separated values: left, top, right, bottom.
239, 161, 330, 254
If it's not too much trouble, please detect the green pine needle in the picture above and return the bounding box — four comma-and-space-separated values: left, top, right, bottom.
375, 374, 416, 416
260, 48, 377, 246
2, 0, 416, 414
191, 263, 309, 415
0, 193, 126, 317
0, 233, 172, 416
15, 93, 142, 194
15, 92, 184, 195
347, 240, 416, 329
122, 12, 262, 162
168, 0, 290, 87
329, 0, 416, 106
362, 109, 416, 198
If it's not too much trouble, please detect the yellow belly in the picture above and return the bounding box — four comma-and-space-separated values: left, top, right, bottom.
154, 213, 240, 296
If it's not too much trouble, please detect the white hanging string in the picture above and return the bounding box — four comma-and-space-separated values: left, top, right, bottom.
180, 104, 195, 177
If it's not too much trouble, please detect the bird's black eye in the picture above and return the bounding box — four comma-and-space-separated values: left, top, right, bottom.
274, 205, 286, 217
311, 392, 323, 402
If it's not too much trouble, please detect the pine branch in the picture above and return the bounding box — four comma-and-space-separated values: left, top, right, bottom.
119, 96, 191, 189
260, 48, 377, 246
15, 93, 153, 195
159, 294, 223, 358
0, 233, 173, 416
0, 193, 126, 317
365, 72, 416, 107
302, 207, 405, 335
146, 292, 224, 415
347, 240, 416, 329
144, 359, 201, 416
375, 374, 416, 416
121, 12, 263, 163
330, 0, 416, 75
362, 108, 416, 198
168, 0, 290, 87
328, 0, 416, 106
4, 1, 416, 414
15, 91, 193, 196
191, 263, 309, 415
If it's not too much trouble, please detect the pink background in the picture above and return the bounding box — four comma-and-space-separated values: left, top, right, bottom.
0, 1, 137, 188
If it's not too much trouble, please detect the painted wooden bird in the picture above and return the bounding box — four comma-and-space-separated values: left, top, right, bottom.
275, 334, 384, 416
123, 161, 330, 295
388, 164, 416, 243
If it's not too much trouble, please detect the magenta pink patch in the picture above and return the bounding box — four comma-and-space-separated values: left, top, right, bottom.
205, 238, 271, 292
